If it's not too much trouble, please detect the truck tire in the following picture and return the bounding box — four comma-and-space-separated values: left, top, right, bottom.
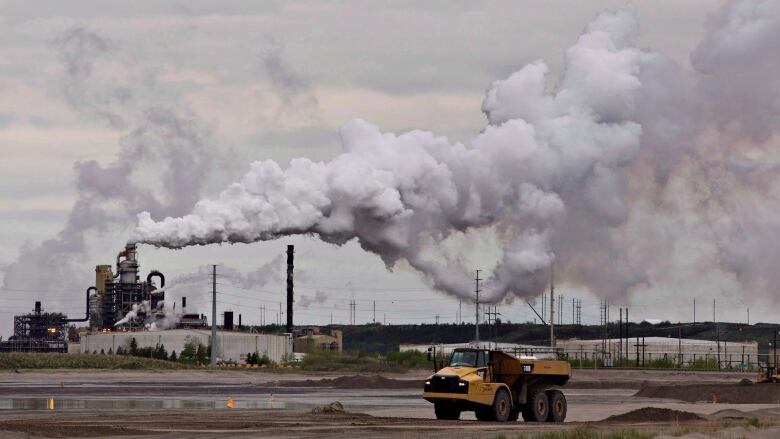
521, 388, 549, 422
434, 403, 461, 420
546, 390, 567, 422
492, 388, 511, 422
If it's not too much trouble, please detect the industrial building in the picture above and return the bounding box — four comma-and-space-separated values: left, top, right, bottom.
293, 327, 343, 352
557, 337, 760, 368
400, 342, 559, 359
75, 329, 292, 363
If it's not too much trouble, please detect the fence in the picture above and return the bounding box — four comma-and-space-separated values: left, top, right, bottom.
560, 338, 763, 371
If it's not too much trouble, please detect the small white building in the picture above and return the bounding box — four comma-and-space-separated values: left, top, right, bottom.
77, 329, 292, 363
400, 341, 559, 359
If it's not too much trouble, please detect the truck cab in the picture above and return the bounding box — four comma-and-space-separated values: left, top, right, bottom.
422, 348, 571, 422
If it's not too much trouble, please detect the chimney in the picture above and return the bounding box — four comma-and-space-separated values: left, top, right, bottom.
286, 244, 294, 333
35, 301, 41, 314
224, 311, 234, 330
182, 296, 187, 309
239, 313, 242, 329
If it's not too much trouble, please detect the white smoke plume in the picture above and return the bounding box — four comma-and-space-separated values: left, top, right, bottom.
149, 298, 183, 331
168, 253, 304, 291
115, 300, 150, 326
298, 290, 328, 309
134, 1, 780, 306
1, 26, 219, 294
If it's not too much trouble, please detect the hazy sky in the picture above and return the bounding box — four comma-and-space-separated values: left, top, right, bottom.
0, 1, 766, 334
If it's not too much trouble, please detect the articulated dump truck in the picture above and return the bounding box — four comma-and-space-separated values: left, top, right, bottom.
422, 348, 571, 422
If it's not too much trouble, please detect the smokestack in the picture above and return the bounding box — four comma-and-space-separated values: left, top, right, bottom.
182, 296, 186, 309
35, 301, 41, 314
224, 311, 234, 330
286, 245, 294, 333
239, 313, 242, 329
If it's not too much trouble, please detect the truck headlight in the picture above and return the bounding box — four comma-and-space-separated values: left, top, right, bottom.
458, 382, 466, 387
425, 380, 431, 385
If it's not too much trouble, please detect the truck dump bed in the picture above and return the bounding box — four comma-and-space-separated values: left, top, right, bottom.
489, 350, 570, 388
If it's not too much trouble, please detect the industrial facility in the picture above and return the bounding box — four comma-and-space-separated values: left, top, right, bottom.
0, 300, 88, 353
90, 243, 166, 330
0, 243, 298, 363
76, 329, 292, 364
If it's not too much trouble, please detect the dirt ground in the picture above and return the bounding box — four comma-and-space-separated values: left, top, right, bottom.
635, 382, 780, 404
0, 368, 777, 438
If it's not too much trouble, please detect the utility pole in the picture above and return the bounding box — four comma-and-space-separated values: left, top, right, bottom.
210, 265, 217, 367
558, 295, 563, 325
625, 308, 629, 360
458, 299, 462, 325
619, 308, 623, 361
475, 269, 482, 343
484, 307, 501, 350
714, 299, 720, 370
550, 262, 555, 348
572, 298, 575, 325
693, 297, 696, 324
373, 300, 376, 324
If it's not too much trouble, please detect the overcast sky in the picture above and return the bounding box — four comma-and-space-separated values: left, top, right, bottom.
0, 0, 767, 335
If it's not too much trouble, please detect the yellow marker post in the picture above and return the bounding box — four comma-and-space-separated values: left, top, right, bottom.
226, 398, 234, 409
47, 398, 55, 410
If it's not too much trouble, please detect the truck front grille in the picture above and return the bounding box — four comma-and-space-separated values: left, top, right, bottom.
424, 375, 468, 394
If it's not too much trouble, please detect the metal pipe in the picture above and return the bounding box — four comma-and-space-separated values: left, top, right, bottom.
65, 287, 95, 322
146, 270, 165, 289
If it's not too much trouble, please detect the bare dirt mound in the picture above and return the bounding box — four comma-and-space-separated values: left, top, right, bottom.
605, 407, 704, 423
565, 380, 647, 389
282, 375, 420, 389
635, 382, 780, 403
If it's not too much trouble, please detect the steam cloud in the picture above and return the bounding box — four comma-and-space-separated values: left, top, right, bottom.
1, 26, 219, 293
128, 1, 779, 305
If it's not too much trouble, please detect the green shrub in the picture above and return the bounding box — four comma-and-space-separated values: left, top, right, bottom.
744, 417, 765, 428
299, 350, 400, 372
385, 350, 440, 369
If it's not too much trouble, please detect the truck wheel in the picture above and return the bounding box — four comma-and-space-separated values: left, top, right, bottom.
492, 388, 511, 422
546, 390, 567, 422
434, 403, 461, 420
521, 388, 549, 422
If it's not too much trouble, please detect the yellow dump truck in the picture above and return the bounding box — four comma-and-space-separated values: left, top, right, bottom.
422, 348, 571, 422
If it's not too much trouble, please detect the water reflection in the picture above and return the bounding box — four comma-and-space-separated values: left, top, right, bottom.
0, 398, 288, 411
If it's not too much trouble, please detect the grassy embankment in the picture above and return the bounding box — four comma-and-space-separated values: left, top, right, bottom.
0, 352, 187, 370
0, 349, 435, 372
297, 349, 438, 372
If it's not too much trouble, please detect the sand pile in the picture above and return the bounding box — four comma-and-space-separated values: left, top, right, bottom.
312, 401, 344, 414
282, 375, 420, 389
606, 407, 704, 423
635, 382, 780, 404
